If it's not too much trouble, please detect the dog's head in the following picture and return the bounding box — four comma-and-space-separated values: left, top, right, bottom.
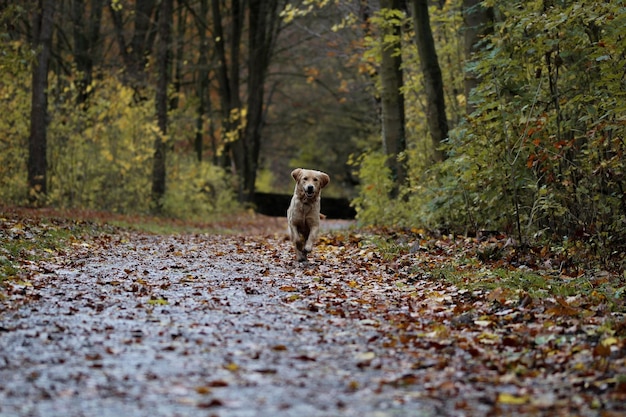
291, 168, 330, 200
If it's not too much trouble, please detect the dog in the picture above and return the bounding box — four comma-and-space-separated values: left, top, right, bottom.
287, 168, 330, 262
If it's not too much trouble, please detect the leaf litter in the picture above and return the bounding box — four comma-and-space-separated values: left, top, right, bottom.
0, 210, 625, 417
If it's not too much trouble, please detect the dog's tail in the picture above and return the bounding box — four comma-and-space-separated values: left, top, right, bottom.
319, 213, 327, 220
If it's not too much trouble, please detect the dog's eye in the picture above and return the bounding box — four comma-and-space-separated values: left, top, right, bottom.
313, 178, 319, 182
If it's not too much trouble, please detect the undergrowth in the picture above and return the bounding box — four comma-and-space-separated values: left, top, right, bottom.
0, 215, 103, 284
361, 230, 626, 313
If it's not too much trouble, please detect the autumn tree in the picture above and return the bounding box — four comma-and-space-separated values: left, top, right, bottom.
28, 0, 55, 202
260, 0, 379, 195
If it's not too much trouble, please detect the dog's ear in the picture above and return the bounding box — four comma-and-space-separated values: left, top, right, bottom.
291, 168, 302, 182
320, 172, 330, 188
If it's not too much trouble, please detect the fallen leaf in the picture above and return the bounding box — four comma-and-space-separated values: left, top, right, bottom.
497, 392, 529, 405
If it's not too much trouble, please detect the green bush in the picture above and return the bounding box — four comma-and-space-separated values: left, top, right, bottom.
0, 71, 240, 219
162, 155, 239, 221
354, 1, 626, 261
462, 0, 626, 249
47, 78, 155, 213
351, 151, 404, 227
0, 68, 29, 205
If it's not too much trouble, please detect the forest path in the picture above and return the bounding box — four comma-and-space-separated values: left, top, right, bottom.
1, 230, 438, 417
1, 216, 625, 417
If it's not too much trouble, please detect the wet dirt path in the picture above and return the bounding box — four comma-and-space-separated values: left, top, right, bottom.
0, 232, 438, 417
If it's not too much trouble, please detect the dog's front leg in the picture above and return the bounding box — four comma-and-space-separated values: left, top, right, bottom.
289, 226, 307, 262
304, 223, 318, 254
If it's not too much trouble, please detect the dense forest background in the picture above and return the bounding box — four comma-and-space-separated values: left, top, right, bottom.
1, 0, 625, 262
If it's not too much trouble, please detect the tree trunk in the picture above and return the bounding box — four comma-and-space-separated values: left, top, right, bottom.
411, 0, 447, 162
379, 0, 407, 195
242, 0, 279, 202
28, 0, 55, 203
109, 0, 157, 95
462, 0, 493, 114
72, 0, 103, 104
209, 0, 280, 203
170, 1, 186, 110
194, 0, 210, 162
152, 0, 172, 210
211, 0, 243, 177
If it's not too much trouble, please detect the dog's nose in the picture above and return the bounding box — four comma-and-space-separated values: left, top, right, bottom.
306, 185, 315, 193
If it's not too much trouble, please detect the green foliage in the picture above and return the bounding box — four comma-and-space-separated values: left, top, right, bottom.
0, 71, 240, 218
162, 155, 238, 221
0, 4, 31, 205
0, 5, 33, 74
47, 77, 155, 213
438, 264, 624, 310
350, 150, 402, 226
460, 0, 626, 248
254, 168, 276, 193
353, 0, 469, 229
0, 216, 97, 284
355, 0, 626, 265
0, 68, 30, 205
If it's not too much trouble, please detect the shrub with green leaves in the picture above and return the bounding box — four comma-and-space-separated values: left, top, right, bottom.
0, 70, 240, 219
354, 1, 626, 264
47, 77, 155, 213
162, 155, 238, 221
462, 1, 626, 248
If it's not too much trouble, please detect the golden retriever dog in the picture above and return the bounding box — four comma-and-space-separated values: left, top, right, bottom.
287, 168, 330, 262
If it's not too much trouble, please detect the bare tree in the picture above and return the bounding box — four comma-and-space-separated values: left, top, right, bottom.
28, 0, 55, 202
211, 0, 243, 174
410, 0, 447, 162
379, 0, 407, 196
241, 0, 281, 202
191, 0, 212, 162
152, 0, 173, 210
72, 0, 104, 104
211, 0, 282, 203
109, 0, 158, 95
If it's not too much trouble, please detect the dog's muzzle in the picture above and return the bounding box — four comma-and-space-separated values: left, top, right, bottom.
305, 185, 315, 197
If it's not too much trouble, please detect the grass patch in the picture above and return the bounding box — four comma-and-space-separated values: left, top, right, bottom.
367, 230, 626, 312
0, 209, 109, 284
436, 264, 625, 311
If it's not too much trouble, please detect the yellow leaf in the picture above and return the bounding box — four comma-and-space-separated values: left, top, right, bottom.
347, 380, 359, 391
498, 393, 529, 405
284, 294, 300, 302
147, 298, 168, 306
601, 337, 618, 347
477, 332, 499, 345
195, 386, 211, 395
224, 362, 239, 372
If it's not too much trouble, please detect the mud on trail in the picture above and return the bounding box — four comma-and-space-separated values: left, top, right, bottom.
1, 214, 625, 417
